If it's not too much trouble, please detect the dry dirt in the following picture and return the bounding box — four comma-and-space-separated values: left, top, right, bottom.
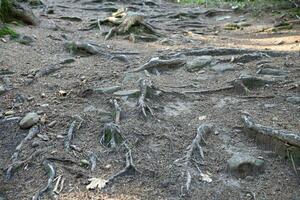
0, 0, 300, 200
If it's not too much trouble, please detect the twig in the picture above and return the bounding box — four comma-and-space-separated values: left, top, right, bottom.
64, 121, 77, 151
32, 160, 56, 200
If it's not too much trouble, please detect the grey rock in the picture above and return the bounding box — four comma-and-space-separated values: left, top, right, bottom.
94, 86, 121, 94
17, 35, 34, 45
212, 63, 234, 73
228, 153, 265, 178
257, 68, 288, 76
113, 89, 140, 97
19, 112, 39, 129
286, 96, 300, 105
186, 56, 213, 72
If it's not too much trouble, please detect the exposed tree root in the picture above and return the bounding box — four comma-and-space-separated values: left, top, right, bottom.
65, 41, 108, 56
137, 79, 154, 117
178, 124, 214, 192
32, 160, 56, 200
107, 145, 138, 182
100, 122, 124, 148
64, 121, 77, 151
133, 57, 186, 72
241, 113, 300, 148
88, 151, 97, 171
6, 126, 40, 180
182, 85, 234, 95
176, 47, 289, 57
102, 10, 160, 41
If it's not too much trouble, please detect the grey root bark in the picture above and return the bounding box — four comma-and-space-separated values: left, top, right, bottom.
6, 126, 39, 180
241, 114, 300, 148
180, 124, 214, 192
0, 0, 39, 25
64, 121, 76, 151
175, 47, 289, 57
137, 79, 154, 117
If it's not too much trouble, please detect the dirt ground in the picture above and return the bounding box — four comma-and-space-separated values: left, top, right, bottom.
0, 0, 300, 199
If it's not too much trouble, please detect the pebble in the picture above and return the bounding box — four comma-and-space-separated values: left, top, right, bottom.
19, 112, 40, 129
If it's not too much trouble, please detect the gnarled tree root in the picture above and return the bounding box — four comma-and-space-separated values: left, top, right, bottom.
242, 113, 300, 167
177, 124, 214, 192
32, 160, 56, 200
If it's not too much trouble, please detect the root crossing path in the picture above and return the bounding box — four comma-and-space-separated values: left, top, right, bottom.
0, 0, 300, 200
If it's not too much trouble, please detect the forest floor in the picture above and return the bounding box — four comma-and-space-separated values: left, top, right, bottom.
0, 0, 300, 199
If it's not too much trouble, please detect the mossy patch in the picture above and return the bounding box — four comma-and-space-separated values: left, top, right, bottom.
0, 25, 19, 38
0, 0, 13, 23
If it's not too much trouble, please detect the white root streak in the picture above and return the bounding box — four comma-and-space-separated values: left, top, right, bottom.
113, 99, 121, 124
32, 160, 56, 200
182, 124, 214, 192
64, 121, 77, 151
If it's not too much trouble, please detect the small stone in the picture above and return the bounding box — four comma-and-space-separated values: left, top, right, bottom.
17, 35, 34, 45
186, 56, 213, 72
31, 140, 41, 147
48, 120, 57, 127
286, 96, 300, 105
4, 110, 15, 116
227, 153, 265, 178
41, 93, 46, 98
19, 112, 40, 129
113, 89, 140, 97
94, 86, 121, 94
80, 159, 90, 167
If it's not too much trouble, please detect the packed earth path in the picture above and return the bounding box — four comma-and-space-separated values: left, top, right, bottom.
1, 0, 300, 199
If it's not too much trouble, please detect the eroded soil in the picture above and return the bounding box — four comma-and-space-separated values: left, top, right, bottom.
0, 0, 300, 199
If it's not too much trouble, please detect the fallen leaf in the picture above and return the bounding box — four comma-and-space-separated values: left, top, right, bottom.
86, 178, 108, 190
